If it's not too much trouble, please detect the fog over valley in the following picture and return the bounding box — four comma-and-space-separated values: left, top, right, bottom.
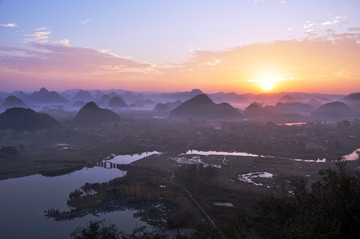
1, 87, 360, 238
1, 0, 360, 238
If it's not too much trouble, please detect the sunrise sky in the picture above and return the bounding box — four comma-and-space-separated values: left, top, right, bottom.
0, 0, 359, 94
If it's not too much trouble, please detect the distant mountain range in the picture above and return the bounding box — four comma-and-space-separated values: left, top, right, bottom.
0, 88, 359, 122
27, 88, 68, 104
170, 94, 240, 119
0, 88, 354, 106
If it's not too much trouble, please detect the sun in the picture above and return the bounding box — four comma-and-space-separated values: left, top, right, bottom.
258, 77, 282, 92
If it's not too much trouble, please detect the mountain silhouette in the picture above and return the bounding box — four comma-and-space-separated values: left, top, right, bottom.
153, 103, 171, 112
0, 107, 59, 130
12, 91, 29, 101
278, 94, 295, 103
73, 102, 119, 124
1, 95, 28, 110
121, 91, 145, 104
274, 102, 313, 113
244, 102, 272, 118
166, 100, 182, 109
210, 92, 247, 102
27, 88, 68, 104
130, 99, 154, 107
168, 89, 204, 101
72, 101, 86, 108
170, 94, 240, 119
312, 101, 354, 118
72, 90, 93, 102
343, 92, 360, 101
108, 96, 127, 108
307, 98, 322, 108
100, 92, 119, 105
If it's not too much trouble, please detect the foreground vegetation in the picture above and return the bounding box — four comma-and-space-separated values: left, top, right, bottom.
71, 163, 360, 238
254, 162, 360, 239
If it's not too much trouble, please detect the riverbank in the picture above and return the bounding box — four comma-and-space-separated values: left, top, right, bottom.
0, 134, 155, 180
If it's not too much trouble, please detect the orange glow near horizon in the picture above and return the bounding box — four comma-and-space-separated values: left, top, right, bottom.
257, 77, 283, 92
0, 35, 359, 94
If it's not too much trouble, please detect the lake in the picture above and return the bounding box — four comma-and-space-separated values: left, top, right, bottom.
0, 152, 159, 239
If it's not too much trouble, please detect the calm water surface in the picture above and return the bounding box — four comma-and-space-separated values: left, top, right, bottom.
0, 154, 151, 239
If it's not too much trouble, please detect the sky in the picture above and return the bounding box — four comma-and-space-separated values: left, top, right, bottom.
0, 0, 359, 94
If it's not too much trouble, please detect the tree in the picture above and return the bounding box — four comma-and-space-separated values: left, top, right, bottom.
254, 162, 360, 239
71, 221, 171, 239
71, 221, 120, 239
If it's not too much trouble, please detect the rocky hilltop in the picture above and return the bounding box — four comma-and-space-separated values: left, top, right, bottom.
0, 95, 28, 110
27, 88, 68, 104
170, 94, 240, 119
0, 108, 59, 130
312, 101, 354, 118
73, 102, 119, 124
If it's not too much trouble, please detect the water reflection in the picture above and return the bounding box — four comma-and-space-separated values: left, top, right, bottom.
342, 148, 360, 161
184, 149, 263, 157
106, 151, 161, 164
0, 154, 151, 239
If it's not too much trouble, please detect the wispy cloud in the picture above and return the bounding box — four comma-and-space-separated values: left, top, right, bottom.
0, 23, 18, 28
79, 19, 90, 26
305, 29, 317, 36
335, 16, 346, 20
24, 28, 51, 43
289, 16, 348, 37
321, 16, 346, 26
321, 20, 340, 26
303, 21, 315, 29
53, 39, 70, 46
0, 42, 155, 90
